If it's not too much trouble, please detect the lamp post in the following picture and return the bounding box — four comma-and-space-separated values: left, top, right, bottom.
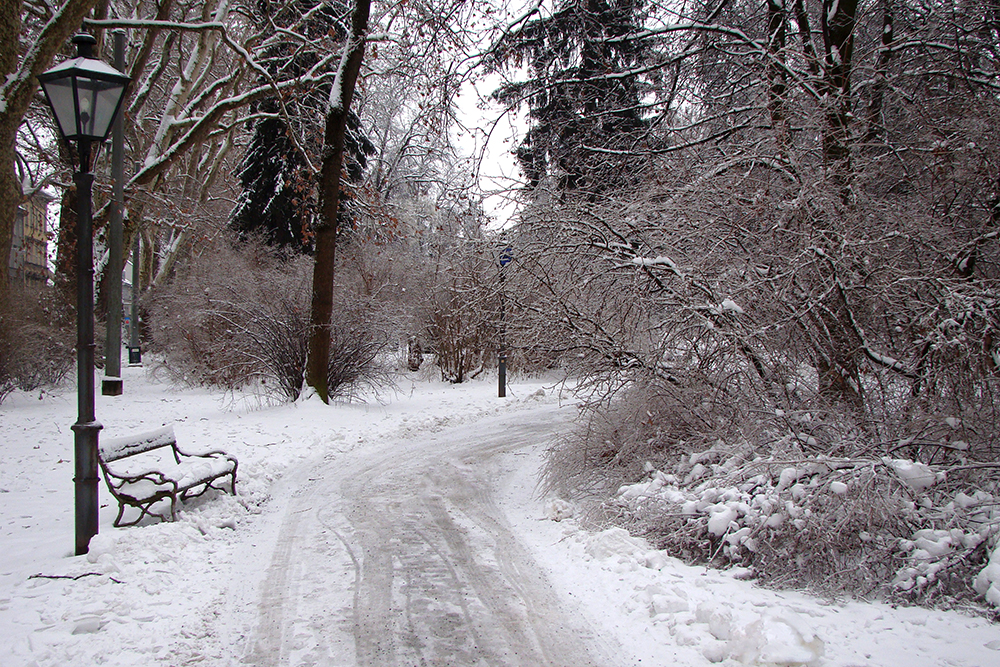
498, 246, 513, 398
39, 32, 130, 556
102, 30, 127, 397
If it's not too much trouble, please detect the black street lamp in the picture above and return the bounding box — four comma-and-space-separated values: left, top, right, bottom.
38, 32, 130, 556
498, 246, 513, 398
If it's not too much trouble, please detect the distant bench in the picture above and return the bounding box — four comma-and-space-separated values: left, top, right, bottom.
99, 425, 238, 527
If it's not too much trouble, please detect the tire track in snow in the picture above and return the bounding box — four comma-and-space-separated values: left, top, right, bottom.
246, 402, 615, 666
244, 477, 358, 666
245, 493, 305, 665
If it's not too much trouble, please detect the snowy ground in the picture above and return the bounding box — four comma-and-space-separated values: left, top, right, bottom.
1, 363, 999, 666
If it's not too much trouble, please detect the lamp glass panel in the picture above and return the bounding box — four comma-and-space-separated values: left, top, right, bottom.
76, 77, 122, 140
96, 81, 125, 138
40, 76, 79, 140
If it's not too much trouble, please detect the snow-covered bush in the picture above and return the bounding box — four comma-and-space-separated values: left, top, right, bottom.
427, 287, 494, 384
542, 375, 735, 499
524, 177, 1000, 610
611, 436, 1000, 610
0, 286, 74, 404
424, 246, 500, 384
324, 304, 397, 400
148, 236, 396, 401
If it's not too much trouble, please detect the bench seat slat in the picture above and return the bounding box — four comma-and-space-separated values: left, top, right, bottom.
112, 477, 176, 503
174, 457, 235, 489
101, 425, 177, 461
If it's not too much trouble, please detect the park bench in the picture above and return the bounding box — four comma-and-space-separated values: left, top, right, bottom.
98, 425, 238, 527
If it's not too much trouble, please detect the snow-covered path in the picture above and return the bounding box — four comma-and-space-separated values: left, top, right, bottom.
0, 368, 596, 666
240, 404, 612, 666
3, 366, 1000, 666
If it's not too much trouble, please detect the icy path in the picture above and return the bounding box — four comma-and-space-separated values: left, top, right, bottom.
3, 369, 999, 666
238, 403, 616, 666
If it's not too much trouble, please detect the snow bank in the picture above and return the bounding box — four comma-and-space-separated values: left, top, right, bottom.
584, 527, 648, 559
4, 365, 1000, 666
576, 528, 826, 665
508, 476, 1000, 667
728, 612, 824, 666
0, 365, 578, 665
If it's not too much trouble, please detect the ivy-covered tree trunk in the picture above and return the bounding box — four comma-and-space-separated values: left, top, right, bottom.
305, 0, 370, 403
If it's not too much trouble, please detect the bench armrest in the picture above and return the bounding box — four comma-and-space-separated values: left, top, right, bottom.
174, 445, 238, 466
101, 465, 179, 495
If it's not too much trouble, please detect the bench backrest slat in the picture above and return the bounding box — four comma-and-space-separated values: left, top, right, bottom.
100, 425, 177, 462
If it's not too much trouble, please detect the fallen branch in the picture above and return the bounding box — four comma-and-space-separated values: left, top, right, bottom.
29, 572, 123, 584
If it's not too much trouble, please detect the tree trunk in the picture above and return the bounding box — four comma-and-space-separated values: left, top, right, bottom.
1, 0, 104, 310
792, 0, 820, 77
305, 0, 371, 402
766, 0, 789, 152
0, 135, 20, 310
862, 0, 894, 145
821, 0, 858, 203
55, 184, 80, 301
1, 0, 103, 307
0, 0, 24, 309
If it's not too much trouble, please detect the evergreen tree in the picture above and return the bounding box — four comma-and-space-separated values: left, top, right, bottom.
232, 0, 373, 253
490, 0, 653, 195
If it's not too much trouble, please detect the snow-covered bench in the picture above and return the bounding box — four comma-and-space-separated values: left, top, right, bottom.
98, 425, 238, 527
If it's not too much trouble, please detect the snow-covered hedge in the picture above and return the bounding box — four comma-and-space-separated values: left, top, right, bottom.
147, 236, 397, 402
614, 447, 1000, 610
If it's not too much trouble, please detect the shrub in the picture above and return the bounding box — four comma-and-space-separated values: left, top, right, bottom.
422, 248, 500, 384
148, 235, 395, 402
0, 286, 74, 404
545, 381, 1000, 610
426, 292, 495, 383
325, 302, 397, 400
608, 436, 1000, 610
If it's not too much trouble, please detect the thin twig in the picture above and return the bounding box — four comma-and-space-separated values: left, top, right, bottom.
29, 572, 124, 584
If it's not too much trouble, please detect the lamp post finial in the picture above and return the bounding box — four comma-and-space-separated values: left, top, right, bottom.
72, 32, 97, 58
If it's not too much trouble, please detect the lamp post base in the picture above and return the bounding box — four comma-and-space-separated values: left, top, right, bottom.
72, 419, 102, 556
498, 354, 507, 398
102, 378, 123, 395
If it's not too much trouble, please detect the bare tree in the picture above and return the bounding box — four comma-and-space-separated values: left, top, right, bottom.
305, 0, 489, 400
494, 0, 1000, 501
305, 0, 371, 403
0, 0, 102, 307
148, 232, 395, 401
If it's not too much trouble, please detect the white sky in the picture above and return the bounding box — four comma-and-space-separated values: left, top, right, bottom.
455, 71, 527, 231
